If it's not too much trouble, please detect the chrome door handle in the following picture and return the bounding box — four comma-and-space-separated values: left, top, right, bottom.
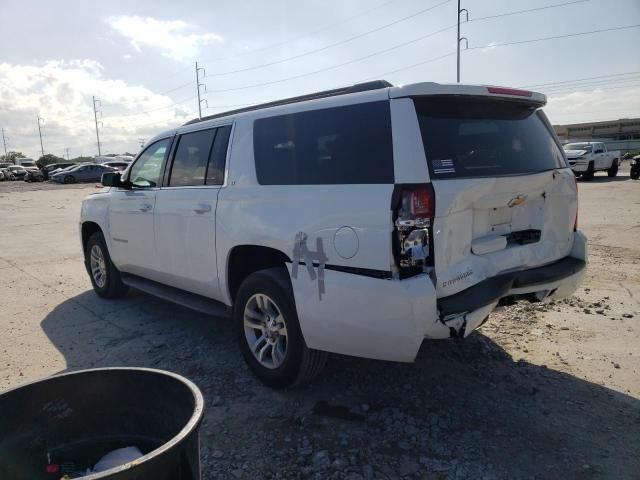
193, 203, 212, 214
139, 203, 153, 212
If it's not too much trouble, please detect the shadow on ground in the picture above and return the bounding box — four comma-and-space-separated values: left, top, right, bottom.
40, 290, 640, 479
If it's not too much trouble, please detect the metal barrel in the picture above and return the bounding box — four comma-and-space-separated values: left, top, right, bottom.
0, 368, 204, 479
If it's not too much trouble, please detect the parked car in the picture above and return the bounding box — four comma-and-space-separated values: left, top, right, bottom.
630, 155, 640, 180
15, 158, 36, 167
43, 162, 76, 180
0, 170, 5, 181
6, 165, 28, 180
563, 142, 620, 180
24, 167, 45, 182
103, 161, 130, 171
51, 163, 116, 183
81, 81, 587, 387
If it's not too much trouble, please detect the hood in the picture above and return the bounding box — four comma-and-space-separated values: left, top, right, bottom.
564, 149, 588, 157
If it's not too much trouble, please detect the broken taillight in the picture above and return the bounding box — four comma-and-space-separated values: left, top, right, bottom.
393, 184, 435, 276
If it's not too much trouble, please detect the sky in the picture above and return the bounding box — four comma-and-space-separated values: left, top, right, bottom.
0, 0, 639, 159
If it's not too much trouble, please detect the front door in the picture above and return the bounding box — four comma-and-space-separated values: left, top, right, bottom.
108, 137, 172, 279
154, 125, 231, 299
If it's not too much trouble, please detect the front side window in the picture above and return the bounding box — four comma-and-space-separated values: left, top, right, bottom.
415, 97, 566, 179
253, 101, 394, 185
129, 138, 170, 188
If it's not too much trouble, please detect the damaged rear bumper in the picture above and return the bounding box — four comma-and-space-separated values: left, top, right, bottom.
431, 231, 588, 339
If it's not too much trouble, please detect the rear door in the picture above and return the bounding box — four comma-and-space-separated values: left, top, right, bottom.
153, 125, 232, 299
413, 95, 577, 298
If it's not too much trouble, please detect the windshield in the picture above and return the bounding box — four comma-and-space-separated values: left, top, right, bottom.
564, 143, 593, 151
415, 97, 566, 179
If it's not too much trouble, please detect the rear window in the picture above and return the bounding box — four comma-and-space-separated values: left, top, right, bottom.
253, 101, 393, 185
415, 97, 566, 179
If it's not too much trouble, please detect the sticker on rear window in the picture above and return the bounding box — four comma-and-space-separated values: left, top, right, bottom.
432, 158, 455, 174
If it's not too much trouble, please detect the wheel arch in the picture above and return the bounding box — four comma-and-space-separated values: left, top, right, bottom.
226, 245, 291, 303
81, 221, 103, 255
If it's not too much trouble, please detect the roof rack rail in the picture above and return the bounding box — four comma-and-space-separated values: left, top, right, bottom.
183, 80, 393, 126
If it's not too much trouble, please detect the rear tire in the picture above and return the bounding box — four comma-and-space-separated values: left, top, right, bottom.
607, 160, 618, 177
85, 231, 129, 299
582, 161, 595, 181
234, 267, 327, 388
631, 166, 640, 180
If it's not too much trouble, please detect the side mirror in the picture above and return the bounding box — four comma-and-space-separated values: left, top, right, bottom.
101, 171, 129, 188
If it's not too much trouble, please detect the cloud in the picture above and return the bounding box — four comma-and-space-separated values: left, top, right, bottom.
0, 60, 196, 157
544, 86, 640, 125
106, 16, 223, 61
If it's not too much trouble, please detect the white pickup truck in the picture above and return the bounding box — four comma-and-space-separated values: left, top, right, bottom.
563, 142, 620, 180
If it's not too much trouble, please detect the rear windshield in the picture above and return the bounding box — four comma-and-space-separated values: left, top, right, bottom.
415, 97, 566, 179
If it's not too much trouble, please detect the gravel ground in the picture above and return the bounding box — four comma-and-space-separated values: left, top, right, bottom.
1, 168, 638, 479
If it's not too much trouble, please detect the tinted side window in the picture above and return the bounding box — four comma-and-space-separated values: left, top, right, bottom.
253, 101, 393, 185
206, 125, 231, 185
169, 129, 217, 187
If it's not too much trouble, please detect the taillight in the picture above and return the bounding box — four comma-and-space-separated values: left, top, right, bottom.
487, 86, 532, 97
393, 184, 435, 275
401, 184, 435, 219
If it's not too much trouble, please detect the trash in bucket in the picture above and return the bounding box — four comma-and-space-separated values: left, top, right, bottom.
0, 368, 204, 480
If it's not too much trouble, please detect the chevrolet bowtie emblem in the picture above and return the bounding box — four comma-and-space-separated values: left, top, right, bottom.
508, 195, 527, 208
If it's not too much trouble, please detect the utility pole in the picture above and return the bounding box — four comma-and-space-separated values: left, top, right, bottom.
195, 61, 208, 120
64, 148, 70, 160
457, 0, 469, 83
37, 115, 45, 157
92, 96, 102, 156
1, 128, 8, 160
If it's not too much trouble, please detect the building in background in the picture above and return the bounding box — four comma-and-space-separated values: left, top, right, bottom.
554, 118, 640, 153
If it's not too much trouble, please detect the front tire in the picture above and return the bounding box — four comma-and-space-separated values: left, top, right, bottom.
85, 231, 129, 298
631, 166, 640, 180
607, 160, 618, 177
582, 161, 595, 181
64, 175, 76, 184
234, 267, 327, 388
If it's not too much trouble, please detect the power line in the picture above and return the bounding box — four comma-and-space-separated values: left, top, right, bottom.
546, 82, 640, 96
206, 0, 452, 77
467, 24, 640, 51
206, 0, 402, 63
205, 24, 457, 94
521, 71, 640, 88
103, 95, 198, 119
360, 50, 457, 82
468, 0, 590, 23
539, 76, 640, 93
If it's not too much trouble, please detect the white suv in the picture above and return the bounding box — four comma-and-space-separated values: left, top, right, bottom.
80, 81, 587, 387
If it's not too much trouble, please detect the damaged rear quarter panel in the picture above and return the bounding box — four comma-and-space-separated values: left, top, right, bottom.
288, 265, 437, 362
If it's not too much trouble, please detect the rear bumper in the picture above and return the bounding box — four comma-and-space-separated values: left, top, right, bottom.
432, 230, 587, 339
437, 257, 585, 317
